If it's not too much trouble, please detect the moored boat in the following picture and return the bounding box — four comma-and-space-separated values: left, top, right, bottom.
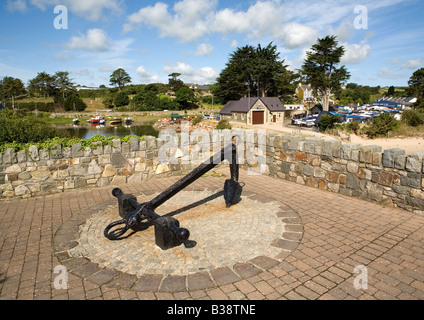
110, 117, 122, 125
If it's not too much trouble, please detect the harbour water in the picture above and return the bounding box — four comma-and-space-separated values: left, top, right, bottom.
58, 123, 159, 140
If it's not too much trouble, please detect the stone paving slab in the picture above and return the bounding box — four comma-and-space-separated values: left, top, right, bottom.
1, 168, 424, 300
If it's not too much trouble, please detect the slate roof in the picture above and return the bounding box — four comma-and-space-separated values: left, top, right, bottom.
219, 97, 285, 115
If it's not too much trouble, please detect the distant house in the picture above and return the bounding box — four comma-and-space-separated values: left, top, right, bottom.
219, 97, 285, 125
296, 83, 315, 103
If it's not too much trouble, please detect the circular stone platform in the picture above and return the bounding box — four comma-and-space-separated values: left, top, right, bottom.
54, 188, 304, 292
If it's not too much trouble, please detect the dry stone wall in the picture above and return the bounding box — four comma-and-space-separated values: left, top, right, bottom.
1, 131, 424, 214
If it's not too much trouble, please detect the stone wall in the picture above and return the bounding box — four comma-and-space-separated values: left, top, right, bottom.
0, 136, 180, 199
1, 131, 424, 214
264, 133, 424, 214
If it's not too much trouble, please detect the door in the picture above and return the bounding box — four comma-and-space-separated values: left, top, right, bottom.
273, 115, 277, 123
252, 111, 264, 125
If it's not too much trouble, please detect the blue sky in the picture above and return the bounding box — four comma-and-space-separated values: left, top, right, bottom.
1, 0, 423, 88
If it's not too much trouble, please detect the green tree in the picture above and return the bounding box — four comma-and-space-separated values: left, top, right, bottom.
387, 86, 395, 96
176, 86, 197, 109
64, 94, 87, 112
168, 73, 184, 92
214, 43, 294, 103
28, 72, 56, 98
300, 35, 350, 111
110, 68, 132, 91
114, 91, 130, 107
0, 76, 26, 101
54, 71, 74, 100
102, 94, 114, 109
408, 68, 424, 109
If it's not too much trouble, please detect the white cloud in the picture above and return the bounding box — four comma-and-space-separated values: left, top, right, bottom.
6, 0, 27, 13
275, 23, 318, 49
230, 40, 238, 49
66, 29, 112, 52
136, 66, 161, 84
123, 0, 410, 50
124, 0, 217, 43
402, 59, 422, 69
341, 43, 371, 64
195, 44, 214, 56
163, 62, 218, 84
30, 0, 121, 20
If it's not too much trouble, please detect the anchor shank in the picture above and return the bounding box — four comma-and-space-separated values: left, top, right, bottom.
149, 143, 236, 209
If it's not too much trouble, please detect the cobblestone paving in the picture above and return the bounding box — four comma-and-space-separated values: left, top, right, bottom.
68, 190, 294, 277
1, 168, 424, 300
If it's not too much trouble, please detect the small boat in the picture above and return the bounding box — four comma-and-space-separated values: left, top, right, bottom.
110, 117, 122, 125
124, 117, 134, 124
87, 116, 105, 124
72, 118, 80, 124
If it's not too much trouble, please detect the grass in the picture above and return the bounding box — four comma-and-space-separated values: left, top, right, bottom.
391, 122, 424, 138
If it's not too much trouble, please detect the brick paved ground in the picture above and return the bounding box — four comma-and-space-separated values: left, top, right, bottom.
1, 168, 424, 300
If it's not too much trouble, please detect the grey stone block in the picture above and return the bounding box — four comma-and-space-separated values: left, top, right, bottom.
28, 145, 40, 161
71, 143, 84, 157
288, 136, 305, 151
303, 164, 314, 177
346, 173, 359, 189
305, 138, 323, 155
50, 145, 62, 159
382, 148, 405, 168
145, 136, 157, 150
401, 172, 421, 188
281, 162, 292, 174
366, 182, 383, 202
341, 143, 362, 160
122, 142, 130, 154
405, 152, 424, 172
360, 145, 382, 163
3, 149, 17, 164
17, 150, 27, 163
111, 153, 127, 168
322, 140, 342, 158
112, 139, 122, 153
394, 154, 407, 169
130, 137, 139, 151
39, 149, 50, 160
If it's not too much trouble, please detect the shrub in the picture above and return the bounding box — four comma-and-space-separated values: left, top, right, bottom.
402, 110, 424, 127
216, 119, 232, 130
0, 117, 65, 144
191, 115, 203, 126
362, 113, 399, 138
114, 91, 130, 107
319, 114, 342, 132
64, 94, 87, 112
